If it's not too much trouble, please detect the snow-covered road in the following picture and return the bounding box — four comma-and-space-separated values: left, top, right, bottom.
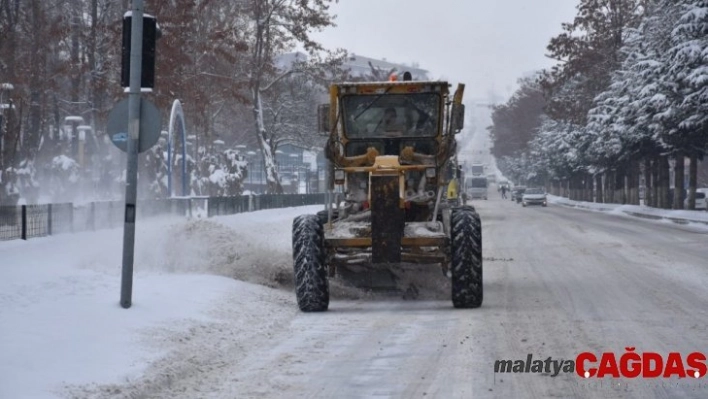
3, 196, 708, 398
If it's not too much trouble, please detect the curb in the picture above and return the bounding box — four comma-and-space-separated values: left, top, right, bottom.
551, 200, 708, 227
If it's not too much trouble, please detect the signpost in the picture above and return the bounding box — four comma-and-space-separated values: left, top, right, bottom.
119, 0, 160, 309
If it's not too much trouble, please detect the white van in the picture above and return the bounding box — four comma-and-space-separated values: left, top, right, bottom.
684, 189, 707, 210
465, 176, 488, 200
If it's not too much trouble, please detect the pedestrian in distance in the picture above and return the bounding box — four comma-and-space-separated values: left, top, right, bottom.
501, 185, 507, 199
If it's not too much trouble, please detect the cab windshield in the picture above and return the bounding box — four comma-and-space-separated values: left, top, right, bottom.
341, 93, 440, 138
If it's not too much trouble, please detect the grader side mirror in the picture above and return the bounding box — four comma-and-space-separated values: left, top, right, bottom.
451, 103, 465, 133
317, 104, 330, 135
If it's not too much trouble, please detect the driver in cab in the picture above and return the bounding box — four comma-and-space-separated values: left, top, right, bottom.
376, 107, 406, 136
375, 107, 408, 155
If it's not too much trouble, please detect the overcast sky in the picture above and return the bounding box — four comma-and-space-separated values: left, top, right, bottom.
311, 0, 579, 104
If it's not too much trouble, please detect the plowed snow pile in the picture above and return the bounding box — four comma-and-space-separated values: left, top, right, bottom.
129, 206, 452, 300
148, 219, 366, 299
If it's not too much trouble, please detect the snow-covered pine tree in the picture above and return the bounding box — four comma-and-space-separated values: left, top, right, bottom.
663, 0, 708, 208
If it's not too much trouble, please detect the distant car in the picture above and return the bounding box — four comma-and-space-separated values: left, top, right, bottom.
522, 187, 547, 207
684, 189, 707, 210
511, 187, 526, 203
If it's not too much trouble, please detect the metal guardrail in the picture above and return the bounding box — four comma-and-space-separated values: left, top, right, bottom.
0, 193, 325, 241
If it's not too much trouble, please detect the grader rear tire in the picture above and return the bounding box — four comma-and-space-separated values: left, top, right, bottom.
450, 207, 483, 308
292, 214, 329, 312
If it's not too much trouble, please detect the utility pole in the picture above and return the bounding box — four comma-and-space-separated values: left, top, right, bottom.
120, 0, 144, 309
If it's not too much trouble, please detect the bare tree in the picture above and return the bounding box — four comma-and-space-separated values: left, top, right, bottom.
263, 73, 322, 152
236, 0, 340, 194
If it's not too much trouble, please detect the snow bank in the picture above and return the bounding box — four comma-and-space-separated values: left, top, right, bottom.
0, 217, 238, 399
0, 205, 336, 398
547, 194, 708, 230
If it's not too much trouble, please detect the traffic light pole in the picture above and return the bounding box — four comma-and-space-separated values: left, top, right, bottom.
120, 0, 144, 309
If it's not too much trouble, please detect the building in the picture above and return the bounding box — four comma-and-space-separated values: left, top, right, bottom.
341, 53, 430, 80
276, 51, 430, 81
238, 143, 324, 194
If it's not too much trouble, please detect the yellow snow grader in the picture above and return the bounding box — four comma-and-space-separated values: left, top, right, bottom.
292, 74, 482, 311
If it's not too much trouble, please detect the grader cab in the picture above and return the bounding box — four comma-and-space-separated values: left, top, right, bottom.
291, 75, 483, 311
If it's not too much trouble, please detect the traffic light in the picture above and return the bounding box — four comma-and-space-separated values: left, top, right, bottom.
121, 14, 160, 88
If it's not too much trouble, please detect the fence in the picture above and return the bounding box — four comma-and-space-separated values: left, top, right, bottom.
0, 193, 325, 241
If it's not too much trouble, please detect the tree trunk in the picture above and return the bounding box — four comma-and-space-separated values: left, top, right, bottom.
581, 174, 587, 201
570, 175, 576, 201
606, 170, 612, 203
249, 2, 283, 195
0, 4, 19, 177
658, 155, 670, 209
615, 165, 625, 204
687, 153, 698, 209
627, 160, 639, 205
26, 0, 46, 161
70, 0, 81, 111
651, 156, 659, 208
605, 171, 612, 203
252, 89, 283, 194
596, 173, 603, 203
624, 161, 636, 205
88, 0, 97, 126
644, 158, 652, 207
673, 153, 685, 209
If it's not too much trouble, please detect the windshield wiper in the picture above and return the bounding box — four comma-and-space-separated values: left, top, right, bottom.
352, 86, 394, 121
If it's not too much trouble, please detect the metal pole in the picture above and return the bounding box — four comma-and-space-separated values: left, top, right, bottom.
167, 136, 172, 196
120, 0, 144, 309
181, 117, 187, 196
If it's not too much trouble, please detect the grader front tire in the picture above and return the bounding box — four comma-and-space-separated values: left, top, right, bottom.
450, 207, 483, 308
292, 215, 329, 312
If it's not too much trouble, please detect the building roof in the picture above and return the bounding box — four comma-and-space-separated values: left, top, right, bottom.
275, 52, 430, 81
343, 53, 429, 80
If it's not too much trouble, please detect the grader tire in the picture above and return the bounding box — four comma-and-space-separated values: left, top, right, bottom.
450, 207, 483, 308
292, 214, 329, 312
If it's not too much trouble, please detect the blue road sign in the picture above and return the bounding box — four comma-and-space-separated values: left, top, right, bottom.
107, 97, 161, 153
